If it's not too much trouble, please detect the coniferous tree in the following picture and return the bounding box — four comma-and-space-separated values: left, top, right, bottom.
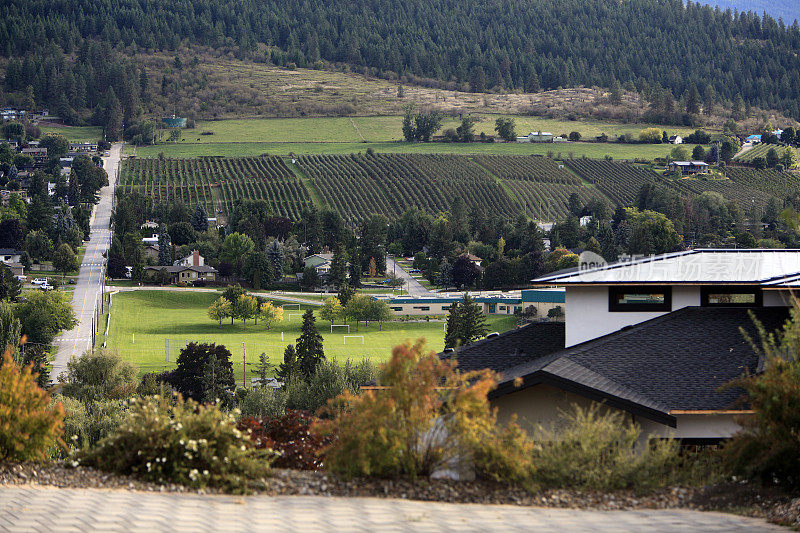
191, 204, 208, 232
276, 344, 297, 383
444, 295, 488, 349
254, 352, 273, 387
266, 240, 285, 280
295, 310, 325, 379
329, 244, 348, 288
157, 227, 172, 266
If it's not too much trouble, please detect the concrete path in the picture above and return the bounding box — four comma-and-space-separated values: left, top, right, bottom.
386, 256, 431, 297
0, 486, 783, 532
106, 286, 322, 306
52, 143, 121, 381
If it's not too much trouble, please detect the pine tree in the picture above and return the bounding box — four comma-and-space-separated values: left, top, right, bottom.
337, 282, 355, 306
444, 295, 488, 349
254, 352, 273, 387
266, 240, 285, 280
295, 309, 325, 378
329, 244, 348, 288
157, 227, 172, 266
348, 247, 362, 287
191, 204, 208, 232
685, 83, 700, 115
277, 344, 297, 383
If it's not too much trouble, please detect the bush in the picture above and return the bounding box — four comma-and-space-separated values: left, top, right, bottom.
315, 340, 532, 482
530, 405, 681, 491
723, 305, 800, 489
0, 353, 65, 461
60, 348, 139, 401
59, 396, 130, 451
79, 395, 273, 491
285, 359, 377, 413
238, 386, 287, 419
239, 410, 331, 470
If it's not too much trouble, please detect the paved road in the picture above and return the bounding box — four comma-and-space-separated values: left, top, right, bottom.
386, 256, 431, 297
0, 487, 784, 532
52, 143, 121, 380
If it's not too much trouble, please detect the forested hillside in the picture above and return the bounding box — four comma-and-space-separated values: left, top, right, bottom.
2, 0, 800, 119
705, 1, 800, 24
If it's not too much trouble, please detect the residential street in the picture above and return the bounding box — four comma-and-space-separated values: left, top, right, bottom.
51, 143, 120, 380
386, 256, 431, 297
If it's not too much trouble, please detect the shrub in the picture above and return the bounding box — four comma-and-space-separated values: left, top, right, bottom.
79, 395, 273, 491
0, 352, 65, 461
316, 340, 532, 481
285, 359, 377, 413
723, 305, 800, 489
240, 410, 331, 470
59, 396, 130, 451
60, 348, 139, 401
238, 386, 287, 419
530, 405, 681, 491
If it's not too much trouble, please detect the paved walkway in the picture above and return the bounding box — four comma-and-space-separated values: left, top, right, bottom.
0, 486, 784, 532
52, 143, 121, 380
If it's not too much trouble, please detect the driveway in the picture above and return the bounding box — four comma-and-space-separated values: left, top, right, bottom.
52, 143, 121, 380
386, 256, 431, 297
0, 486, 784, 532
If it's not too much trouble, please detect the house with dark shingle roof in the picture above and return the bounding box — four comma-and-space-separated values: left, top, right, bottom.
450, 249, 800, 443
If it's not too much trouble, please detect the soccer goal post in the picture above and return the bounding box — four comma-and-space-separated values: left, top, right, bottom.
282, 303, 301, 311
331, 324, 350, 333
343, 335, 365, 345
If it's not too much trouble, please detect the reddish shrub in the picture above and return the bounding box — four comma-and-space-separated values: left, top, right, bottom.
239, 410, 332, 470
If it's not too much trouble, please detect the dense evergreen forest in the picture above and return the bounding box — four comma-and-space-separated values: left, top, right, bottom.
2, 0, 800, 121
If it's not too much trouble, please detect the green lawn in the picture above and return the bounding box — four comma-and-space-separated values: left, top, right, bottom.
39, 125, 103, 142
126, 140, 691, 160
104, 290, 516, 385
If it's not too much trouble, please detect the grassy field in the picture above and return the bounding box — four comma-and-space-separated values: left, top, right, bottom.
171, 115, 696, 144
39, 125, 103, 142
104, 290, 516, 385
126, 139, 693, 160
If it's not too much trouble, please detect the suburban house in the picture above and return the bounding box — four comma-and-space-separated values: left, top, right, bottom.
668, 135, 683, 144
516, 131, 554, 143
0, 249, 22, 264
69, 142, 99, 153
21, 147, 48, 168
143, 245, 160, 262
144, 264, 218, 284
379, 288, 564, 317
304, 253, 334, 275
745, 134, 762, 144
667, 161, 709, 175
460, 253, 483, 267
174, 250, 205, 267
450, 249, 800, 444
1, 190, 27, 207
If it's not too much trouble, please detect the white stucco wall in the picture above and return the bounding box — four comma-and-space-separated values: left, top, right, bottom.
491, 385, 745, 440
564, 286, 699, 347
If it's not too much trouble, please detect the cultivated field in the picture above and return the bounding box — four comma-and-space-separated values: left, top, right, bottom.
103, 290, 517, 385
733, 143, 799, 163
125, 139, 697, 160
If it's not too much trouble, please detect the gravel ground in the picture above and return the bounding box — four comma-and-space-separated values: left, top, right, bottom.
0, 461, 795, 524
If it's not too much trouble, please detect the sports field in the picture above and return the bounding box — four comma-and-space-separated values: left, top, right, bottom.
103, 290, 517, 385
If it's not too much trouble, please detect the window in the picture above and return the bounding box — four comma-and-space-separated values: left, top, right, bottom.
609, 286, 672, 312
441, 306, 451, 311
499, 306, 506, 310
390, 307, 403, 311
701, 286, 762, 307
412, 306, 430, 311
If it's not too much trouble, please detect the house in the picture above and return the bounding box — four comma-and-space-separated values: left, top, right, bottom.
143, 245, 160, 261
69, 142, 98, 153
174, 250, 204, 267
516, 131, 554, 143
2, 262, 23, 277
0, 249, 22, 264
667, 161, 709, 175
451, 249, 800, 443
0, 190, 27, 207
21, 147, 48, 168
460, 253, 483, 267
669, 135, 682, 144
144, 264, 218, 284
745, 134, 762, 144
304, 253, 334, 275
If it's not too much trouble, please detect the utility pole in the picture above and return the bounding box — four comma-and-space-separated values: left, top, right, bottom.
242, 341, 247, 389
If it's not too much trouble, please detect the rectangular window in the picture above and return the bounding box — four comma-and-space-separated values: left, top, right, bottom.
441, 306, 451, 311
412, 306, 430, 311
701, 286, 762, 307
390, 307, 403, 312
609, 286, 672, 312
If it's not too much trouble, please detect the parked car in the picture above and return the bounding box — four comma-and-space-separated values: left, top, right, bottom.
68, 278, 76, 285
409, 268, 421, 273
38, 283, 54, 291
31, 278, 48, 286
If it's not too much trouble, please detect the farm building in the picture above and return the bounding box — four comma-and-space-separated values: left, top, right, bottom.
668, 135, 682, 144
516, 131, 554, 143
667, 161, 709, 175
